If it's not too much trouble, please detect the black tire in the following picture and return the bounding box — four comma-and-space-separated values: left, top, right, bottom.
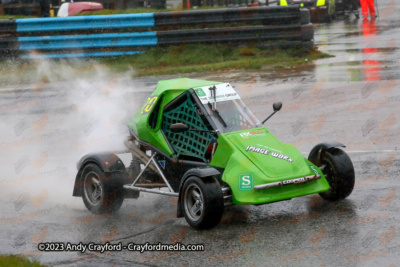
81, 163, 124, 214
181, 176, 224, 229
318, 148, 355, 201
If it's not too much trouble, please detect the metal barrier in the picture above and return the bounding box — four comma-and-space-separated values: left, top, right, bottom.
18, 32, 158, 50
0, 6, 314, 59
157, 24, 314, 44
153, 6, 302, 26
15, 13, 155, 33
0, 20, 17, 34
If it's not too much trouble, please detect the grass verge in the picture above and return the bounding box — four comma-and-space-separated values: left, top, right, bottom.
0, 255, 45, 267
103, 43, 332, 76
0, 43, 332, 84
0, 15, 35, 20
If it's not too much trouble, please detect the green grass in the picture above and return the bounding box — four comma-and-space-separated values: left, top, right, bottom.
0, 255, 45, 267
0, 15, 36, 19
0, 43, 332, 84
103, 43, 332, 76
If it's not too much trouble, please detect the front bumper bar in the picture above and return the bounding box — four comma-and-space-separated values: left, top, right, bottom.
254, 174, 321, 190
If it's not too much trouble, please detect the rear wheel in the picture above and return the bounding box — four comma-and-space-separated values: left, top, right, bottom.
82, 164, 124, 214
182, 176, 224, 229
318, 148, 355, 201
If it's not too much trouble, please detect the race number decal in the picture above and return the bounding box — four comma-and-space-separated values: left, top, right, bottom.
141, 96, 158, 114
239, 173, 254, 190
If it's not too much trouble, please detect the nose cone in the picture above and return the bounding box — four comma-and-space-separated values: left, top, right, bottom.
226, 128, 313, 181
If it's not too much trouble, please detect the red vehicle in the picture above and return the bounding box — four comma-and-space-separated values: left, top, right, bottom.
57, 2, 102, 17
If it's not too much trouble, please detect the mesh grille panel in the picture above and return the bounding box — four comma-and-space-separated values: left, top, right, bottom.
162, 92, 215, 161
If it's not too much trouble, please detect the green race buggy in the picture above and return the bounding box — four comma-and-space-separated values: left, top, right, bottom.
72, 78, 355, 229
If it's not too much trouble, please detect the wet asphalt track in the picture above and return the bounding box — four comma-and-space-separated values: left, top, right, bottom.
0, 1, 400, 266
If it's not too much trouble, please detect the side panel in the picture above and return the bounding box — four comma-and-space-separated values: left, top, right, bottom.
210, 134, 235, 168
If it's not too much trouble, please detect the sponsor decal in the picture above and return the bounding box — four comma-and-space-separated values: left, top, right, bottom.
240, 130, 266, 138
239, 173, 254, 190
194, 88, 206, 97
158, 160, 165, 169
282, 177, 307, 185
194, 83, 241, 104
246, 146, 270, 155
199, 96, 209, 103
270, 152, 294, 163
246, 146, 293, 163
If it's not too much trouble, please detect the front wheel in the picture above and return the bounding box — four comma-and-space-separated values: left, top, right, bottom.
318, 148, 355, 201
182, 176, 224, 229
81, 163, 124, 214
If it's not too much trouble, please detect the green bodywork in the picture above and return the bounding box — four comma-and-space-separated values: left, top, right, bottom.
128, 78, 223, 156
128, 78, 330, 205
210, 128, 329, 204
